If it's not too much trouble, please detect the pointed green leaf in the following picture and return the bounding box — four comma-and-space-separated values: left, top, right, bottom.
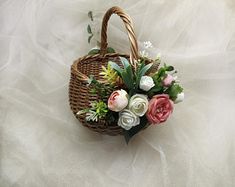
125, 64, 134, 81
138, 62, 145, 72
136, 63, 152, 88
121, 71, 133, 89
109, 61, 123, 75
120, 57, 131, 69
139, 63, 153, 77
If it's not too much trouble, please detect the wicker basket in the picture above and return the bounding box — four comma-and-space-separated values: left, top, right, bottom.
69, 6, 149, 136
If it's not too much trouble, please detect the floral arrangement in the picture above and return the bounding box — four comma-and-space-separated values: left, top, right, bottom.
78, 12, 184, 143
77, 43, 184, 143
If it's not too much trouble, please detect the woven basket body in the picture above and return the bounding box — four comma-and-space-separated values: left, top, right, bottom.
69, 7, 145, 136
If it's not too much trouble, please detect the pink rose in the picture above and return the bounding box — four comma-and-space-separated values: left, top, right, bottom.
163, 74, 174, 86
108, 89, 128, 112
146, 94, 173, 124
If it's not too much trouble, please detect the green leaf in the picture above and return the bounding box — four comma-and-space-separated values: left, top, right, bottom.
135, 63, 144, 88
139, 63, 153, 77
109, 61, 123, 75
146, 78, 164, 97
166, 84, 183, 101
88, 11, 93, 21
88, 34, 93, 43
120, 57, 130, 69
119, 57, 135, 90
138, 62, 145, 73
152, 67, 166, 83
124, 116, 148, 144
87, 25, 92, 34
88, 48, 99, 55
148, 85, 163, 94
121, 70, 133, 90
125, 65, 134, 82
136, 62, 145, 73
166, 66, 174, 71
158, 67, 166, 78
107, 47, 115, 53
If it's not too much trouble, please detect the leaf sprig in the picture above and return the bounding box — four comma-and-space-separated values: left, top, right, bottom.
87, 75, 115, 99
149, 63, 183, 100
77, 100, 108, 122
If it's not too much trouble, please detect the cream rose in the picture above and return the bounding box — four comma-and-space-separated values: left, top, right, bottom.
139, 76, 155, 91
118, 109, 140, 130
128, 94, 149, 117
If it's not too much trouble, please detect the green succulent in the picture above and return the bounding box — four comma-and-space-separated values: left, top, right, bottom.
99, 63, 118, 84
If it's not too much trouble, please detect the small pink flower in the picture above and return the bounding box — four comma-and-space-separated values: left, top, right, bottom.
163, 74, 174, 86
108, 89, 128, 112
146, 94, 173, 124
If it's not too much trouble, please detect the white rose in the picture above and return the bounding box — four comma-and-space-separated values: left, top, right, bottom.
174, 92, 184, 104
108, 89, 129, 112
139, 76, 155, 91
118, 109, 140, 130
128, 94, 149, 117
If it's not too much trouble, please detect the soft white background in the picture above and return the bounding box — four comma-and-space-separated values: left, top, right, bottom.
0, 0, 235, 186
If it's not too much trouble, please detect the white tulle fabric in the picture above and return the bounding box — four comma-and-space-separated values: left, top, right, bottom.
0, 0, 235, 186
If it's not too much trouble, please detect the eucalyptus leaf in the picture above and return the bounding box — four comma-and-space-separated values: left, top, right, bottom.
88, 48, 99, 55
88, 11, 93, 21
107, 47, 116, 53
88, 34, 93, 43
87, 25, 92, 34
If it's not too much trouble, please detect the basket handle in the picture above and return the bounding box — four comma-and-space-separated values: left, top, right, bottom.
100, 6, 139, 61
